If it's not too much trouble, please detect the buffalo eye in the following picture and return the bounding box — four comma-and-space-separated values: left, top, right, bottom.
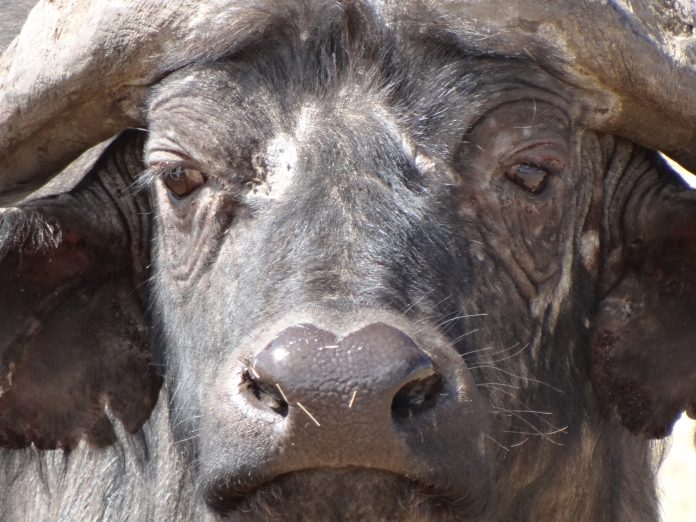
505, 163, 551, 194
162, 167, 207, 199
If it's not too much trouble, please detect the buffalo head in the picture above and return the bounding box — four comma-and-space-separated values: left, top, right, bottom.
0, 1, 695, 520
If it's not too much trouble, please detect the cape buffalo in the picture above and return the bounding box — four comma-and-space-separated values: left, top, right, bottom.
1, 1, 695, 520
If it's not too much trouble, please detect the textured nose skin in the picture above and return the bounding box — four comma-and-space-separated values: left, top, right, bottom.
248, 323, 439, 466
205, 319, 490, 510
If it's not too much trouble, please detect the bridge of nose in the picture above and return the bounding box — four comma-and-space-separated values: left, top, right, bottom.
251, 323, 434, 430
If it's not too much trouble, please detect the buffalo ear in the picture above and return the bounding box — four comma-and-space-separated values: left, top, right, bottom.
591, 155, 696, 438
0, 131, 160, 450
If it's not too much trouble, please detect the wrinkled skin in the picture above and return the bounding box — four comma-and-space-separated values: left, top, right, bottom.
144, 9, 658, 521
1, 2, 696, 522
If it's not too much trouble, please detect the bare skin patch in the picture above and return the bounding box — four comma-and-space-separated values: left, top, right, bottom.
247, 133, 299, 200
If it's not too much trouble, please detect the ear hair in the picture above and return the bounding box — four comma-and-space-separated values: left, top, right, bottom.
0, 207, 62, 257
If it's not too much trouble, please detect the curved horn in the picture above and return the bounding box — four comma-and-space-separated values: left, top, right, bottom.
0, 0, 257, 203
434, 0, 696, 171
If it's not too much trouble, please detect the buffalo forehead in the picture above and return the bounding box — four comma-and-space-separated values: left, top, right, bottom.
146, 60, 577, 187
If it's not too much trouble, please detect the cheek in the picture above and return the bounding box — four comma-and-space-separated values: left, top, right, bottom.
155, 278, 230, 420
504, 194, 565, 262
471, 189, 568, 279
153, 187, 237, 291
457, 176, 581, 323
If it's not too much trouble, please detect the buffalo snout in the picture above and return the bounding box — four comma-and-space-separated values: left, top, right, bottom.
203, 318, 490, 514
248, 323, 440, 438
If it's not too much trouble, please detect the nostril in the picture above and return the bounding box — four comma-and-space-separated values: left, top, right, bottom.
391, 369, 442, 418
245, 323, 442, 426
243, 368, 289, 416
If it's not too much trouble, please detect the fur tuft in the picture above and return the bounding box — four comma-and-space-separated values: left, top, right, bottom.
0, 207, 62, 258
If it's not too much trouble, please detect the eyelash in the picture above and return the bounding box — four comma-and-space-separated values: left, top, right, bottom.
140, 164, 176, 187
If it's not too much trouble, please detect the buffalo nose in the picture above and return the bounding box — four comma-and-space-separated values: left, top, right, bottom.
244, 323, 441, 464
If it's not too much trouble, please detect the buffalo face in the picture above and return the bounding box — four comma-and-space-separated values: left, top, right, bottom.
141, 11, 642, 519
2, 2, 696, 521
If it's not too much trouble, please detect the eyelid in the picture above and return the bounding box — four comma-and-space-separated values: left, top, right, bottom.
142, 161, 199, 189
146, 147, 196, 170
144, 157, 238, 195
505, 140, 566, 157
506, 141, 566, 175
148, 161, 198, 177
